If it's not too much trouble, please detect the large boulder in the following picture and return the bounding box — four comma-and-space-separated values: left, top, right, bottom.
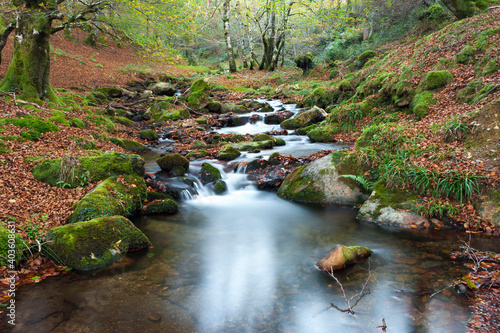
110, 137, 149, 152
357, 180, 428, 227
143, 199, 179, 215
68, 175, 147, 223
32, 152, 145, 188
156, 154, 189, 173
44, 216, 150, 270
200, 162, 222, 184
218, 147, 241, 161
316, 245, 373, 272
264, 110, 293, 124
280, 106, 327, 130
0, 223, 27, 267
148, 82, 176, 96
187, 78, 211, 109
277, 153, 367, 205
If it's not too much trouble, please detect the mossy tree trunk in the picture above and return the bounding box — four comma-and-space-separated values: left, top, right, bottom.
0, 2, 58, 102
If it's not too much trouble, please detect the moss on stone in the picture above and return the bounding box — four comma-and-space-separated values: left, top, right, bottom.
187, 78, 210, 109
455, 45, 476, 64
218, 147, 241, 160
32, 151, 145, 188
44, 215, 150, 270
68, 175, 147, 223
483, 60, 500, 76
156, 154, 189, 172
115, 116, 135, 127
144, 199, 179, 215
49, 110, 70, 127
371, 179, 416, 210
457, 79, 483, 104
70, 117, 86, 129
186, 149, 208, 159
307, 126, 335, 142
139, 130, 158, 140
110, 137, 149, 152
355, 50, 376, 69
253, 134, 273, 142
277, 165, 325, 203
162, 109, 189, 121
94, 86, 122, 98
269, 152, 281, 165
201, 162, 221, 184
147, 191, 174, 201
213, 180, 227, 194
0, 223, 26, 267
71, 137, 97, 150
471, 84, 498, 105
421, 70, 453, 90
411, 91, 437, 120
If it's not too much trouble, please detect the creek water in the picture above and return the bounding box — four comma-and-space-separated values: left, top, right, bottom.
6, 100, 498, 332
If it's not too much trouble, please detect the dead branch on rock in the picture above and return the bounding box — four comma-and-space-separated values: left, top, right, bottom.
329, 258, 371, 315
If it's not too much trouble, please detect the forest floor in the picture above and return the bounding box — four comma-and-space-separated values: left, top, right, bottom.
0, 24, 499, 331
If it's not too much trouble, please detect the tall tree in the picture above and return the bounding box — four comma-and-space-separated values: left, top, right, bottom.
0, 0, 108, 102
222, 0, 237, 73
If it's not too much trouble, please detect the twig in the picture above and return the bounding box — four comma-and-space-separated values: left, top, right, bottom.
377, 318, 387, 332
489, 6, 500, 9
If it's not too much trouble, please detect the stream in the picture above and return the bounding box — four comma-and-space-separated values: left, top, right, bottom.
6, 99, 500, 332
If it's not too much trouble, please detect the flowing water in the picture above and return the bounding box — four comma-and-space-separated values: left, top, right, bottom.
5, 100, 498, 333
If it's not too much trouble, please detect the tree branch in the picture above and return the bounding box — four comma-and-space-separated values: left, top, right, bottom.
51, 0, 109, 34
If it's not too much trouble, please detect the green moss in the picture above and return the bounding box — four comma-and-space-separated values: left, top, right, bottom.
86, 115, 116, 133
32, 151, 145, 188
49, 110, 70, 127
277, 165, 325, 203
144, 199, 179, 215
115, 116, 135, 127
186, 149, 208, 159
70, 117, 85, 129
355, 50, 376, 69
307, 126, 335, 142
411, 91, 437, 120
280, 118, 304, 130
0, 139, 9, 154
71, 137, 97, 150
341, 246, 373, 262
0, 223, 26, 267
187, 78, 210, 109
110, 137, 149, 152
162, 109, 190, 121
94, 86, 122, 98
421, 70, 453, 90
253, 134, 273, 142
483, 60, 500, 76
371, 179, 416, 209
68, 175, 147, 223
139, 130, 158, 140
227, 134, 245, 143
2, 117, 59, 141
44, 216, 150, 270
200, 162, 221, 184
213, 180, 227, 194
457, 79, 483, 104
147, 191, 174, 201
455, 45, 476, 64
471, 84, 498, 104
156, 154, 189, 172
269, 152, 281, 165
218, 147, 241, 161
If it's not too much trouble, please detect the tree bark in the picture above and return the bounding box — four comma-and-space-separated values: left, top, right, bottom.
0, 2, 58, 102
441, 0, 486, 19
222, 0, 237, 73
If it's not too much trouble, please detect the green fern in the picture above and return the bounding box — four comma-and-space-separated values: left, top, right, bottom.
339, 174, 374, 192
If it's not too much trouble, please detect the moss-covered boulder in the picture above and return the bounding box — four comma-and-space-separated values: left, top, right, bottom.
357, 180, 426, 227
471, 85, 498, 105
483, 60, 500, 76
264, 111, 293, 125
277, 153, 367, 205
218, 147, 241, 161
147, 82, 176, 96
186, 149, 209, 160
139, 130, 158, 140
143, 199, 179, 215
316, 245, 373, 271
307, 126, 335, 142
147, 191, 174, 201
187, 78, 211, 109
411, 91, 437, 120
94, 86, 122, 98
110, 137, 149, 152
211, 180, 227, 194
0, 223, 26, 267
156, 154, 189, 173
421, 70, 453, 90
455, 45, 476, 64
355, 50, 376, 69
44, 216, 150, 270
68, 175, 147, 223
162, 109, 190, 121
206, 101, 222, 113
281, 106, 327, 130
32, 152, 145, 188
200, 162, 222, 184
114, 116, 135, 127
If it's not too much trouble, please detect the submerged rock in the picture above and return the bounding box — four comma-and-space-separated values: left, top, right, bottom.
45, 215, 150, 270
316, 245, 373, 271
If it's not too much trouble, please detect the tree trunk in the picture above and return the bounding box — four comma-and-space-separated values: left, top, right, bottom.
222, 0, 237, 73
0, 6, 59, 102
441, 0, 486, 19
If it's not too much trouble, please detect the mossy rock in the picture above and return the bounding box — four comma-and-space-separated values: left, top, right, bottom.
110, 137, 149, 152
269, 152, 281, 165
186, 149, 208, 159
139, 129, 158, 140
170, 166, 186, 176
70, 117, 86, 129
211, 180, 227, 194
200, 162, 221, 184
316, 245, 373, 271
187, 78, 211, 109
457, 79, 483, 104
147, 191, 174, 201
455, 45, 476, 64
0, 223, 27, 267
144, 199, 179, 215
281, 106, 327, 130
32, 151, 145, 188
49, 111, 70, 127
421, 70, 453, 90
94, 86, 122, 98
232, 140, 275, 151
218, 147, 241, 161
411, 91, 437, 120
71, 137, 97, 150
253, 134, 273, 142
307, 126, 335, 143
44, 215, 150, 270
156, 154, 189, 173
233, 105, 249, 114
206, 101, 222, 113
147, 82, 176, 96
162, 109, 189, 121
355, 50, 376, 69
68, 174, 147, 223
227, 134, 246, 143
115, 116, 135, 127
471, 85, 498, 105
1, 117, 59, 141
